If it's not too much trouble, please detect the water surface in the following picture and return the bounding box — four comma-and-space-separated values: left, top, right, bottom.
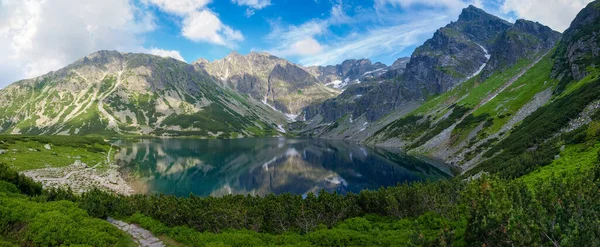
114, 138, 452, 197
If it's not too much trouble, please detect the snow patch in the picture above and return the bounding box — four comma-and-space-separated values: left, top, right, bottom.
325, 176, 348, 186
262, 98, 297, 122
276, 124, 286, 133
467, 44, 491, 79
362, 68, 386, 76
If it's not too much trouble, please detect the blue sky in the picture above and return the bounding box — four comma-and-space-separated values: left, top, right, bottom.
139, 0, 510, 65
0, 0, 593, 88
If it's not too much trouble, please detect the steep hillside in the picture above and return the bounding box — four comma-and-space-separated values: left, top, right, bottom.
194, 52, 339, 118
298, 5, 559, 144
370, 1, 600, 177
0, 51, 289, 137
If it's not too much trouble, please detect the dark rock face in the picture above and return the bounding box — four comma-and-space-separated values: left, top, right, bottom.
390, 57, 410, 69
267, 64, 324, 113
305, 79, 412, 123
301, 5, 561, 139
304, 5, 512, 126
552, 1, 600, 82
226, 74, 266, 100
482, 20, 561, 79
308, 59, 389, 89
453, 5, 513, 46
403, 5, 511, 95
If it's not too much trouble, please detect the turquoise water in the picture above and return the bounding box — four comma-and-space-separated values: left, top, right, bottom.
114, 138, 452, 197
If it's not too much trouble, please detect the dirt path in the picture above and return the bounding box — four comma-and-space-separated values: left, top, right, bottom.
108, 217, 164, 247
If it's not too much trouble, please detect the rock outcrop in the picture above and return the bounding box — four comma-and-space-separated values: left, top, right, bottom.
194, 52, 338, 116
552, 1, 600, 82
481, 19, 561, 79
306, 59, 390, 90
300, 5, 561, 142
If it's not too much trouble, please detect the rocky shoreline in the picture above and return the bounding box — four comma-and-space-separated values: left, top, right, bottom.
22, 160, 133, 195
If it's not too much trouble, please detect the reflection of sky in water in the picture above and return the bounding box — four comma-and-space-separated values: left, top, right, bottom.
114, 138, 452, 197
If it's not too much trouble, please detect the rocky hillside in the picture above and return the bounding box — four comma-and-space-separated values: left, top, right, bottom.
366, 1, 600, 176
306, 58, 401, 90
0, 51, 289, 137
552, 0, 600, 90
299, 5, 560, 145
194, 52, 339, 117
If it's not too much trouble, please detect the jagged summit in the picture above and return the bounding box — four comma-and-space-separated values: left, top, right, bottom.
458, 5, 497, 22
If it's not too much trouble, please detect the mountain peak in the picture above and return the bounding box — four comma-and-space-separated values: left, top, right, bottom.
224, 51, 243, 60
248, 51, 273, 57
457, 5, 507, 24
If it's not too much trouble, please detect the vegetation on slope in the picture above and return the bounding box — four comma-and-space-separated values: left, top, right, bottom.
0, 165, 134, 246
468, 75, 600, 178
0, 135, 110, 171
3, 156, 600, 246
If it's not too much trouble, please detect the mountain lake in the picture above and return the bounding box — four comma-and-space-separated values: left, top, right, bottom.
113, 137, 453, 197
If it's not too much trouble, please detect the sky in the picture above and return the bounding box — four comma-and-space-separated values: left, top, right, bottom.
0, 0, 594, 88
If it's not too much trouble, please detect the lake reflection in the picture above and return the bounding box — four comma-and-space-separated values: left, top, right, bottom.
114, 138, 452, 197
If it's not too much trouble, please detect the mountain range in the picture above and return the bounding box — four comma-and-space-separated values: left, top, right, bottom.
1, 2, 600, 175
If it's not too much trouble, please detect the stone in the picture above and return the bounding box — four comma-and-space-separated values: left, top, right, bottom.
73, 160, 87, 168
107, 217, 165, 247
107, 174, 118, 184
44, 144, 51, 150
0, 149, 6, 155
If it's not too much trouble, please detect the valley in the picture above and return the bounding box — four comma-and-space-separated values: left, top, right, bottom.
1, 1, 600, 246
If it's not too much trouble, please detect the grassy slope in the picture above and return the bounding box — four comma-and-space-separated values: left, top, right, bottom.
0, 135, 111, 171
471, 54, 557, 134
372, 55, 544, 148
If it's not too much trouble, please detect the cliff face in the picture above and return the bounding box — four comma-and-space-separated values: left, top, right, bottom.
194, 52, 339, 116
299, 5, 562, 144
306, 59, 391, 90
552, 1, 600, 82
481, 19, 561, 79
301, 6, 513, 136
403, 5, 512, 96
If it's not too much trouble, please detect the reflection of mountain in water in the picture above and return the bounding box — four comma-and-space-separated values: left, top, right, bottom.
114, 138, 452, 197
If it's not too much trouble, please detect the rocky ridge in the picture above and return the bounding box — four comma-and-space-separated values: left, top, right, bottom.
299, 5, 561, 147
0, 51, 289, 137
194, 52, 339, 117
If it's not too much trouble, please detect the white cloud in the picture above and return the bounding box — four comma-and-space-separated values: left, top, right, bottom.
0, 0, 156, 88
374, 0, 477, 20
299, 16, 447, 65
330, 4, 351, 24
232, 0, 272, 17
266, 3, 353, 59
182, 10, 243, 47
144, 0, 211, 15
232, 0, 271, 9
286, 37, 324, 56
148, 48, 187, 62
145, 0, 244, 47
500, 0, 592, 32
266, 1, 453, 66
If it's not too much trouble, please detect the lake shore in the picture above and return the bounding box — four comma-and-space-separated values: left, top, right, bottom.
22, 160, 134, 195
